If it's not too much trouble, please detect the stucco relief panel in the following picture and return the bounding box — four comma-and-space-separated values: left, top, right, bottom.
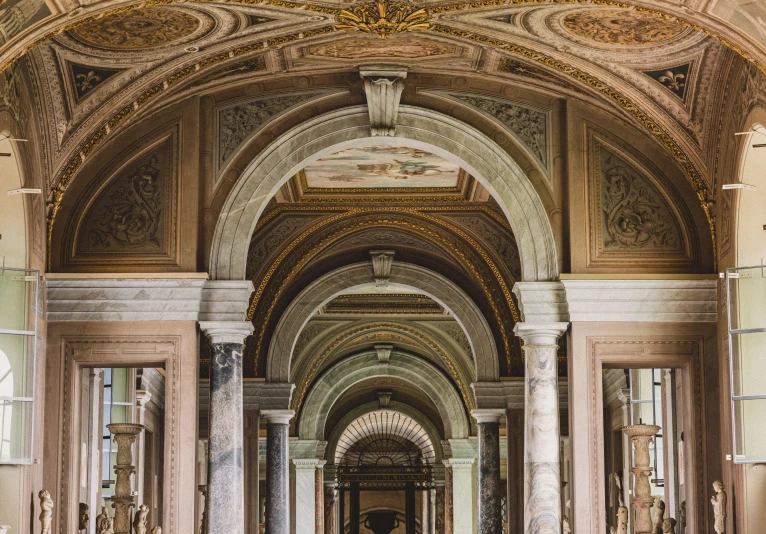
586, 132, 696, 268
66, 126, 179, 266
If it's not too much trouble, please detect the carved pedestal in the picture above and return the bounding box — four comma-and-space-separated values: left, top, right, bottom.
622, 424, 661, 534
107, 423, 145, 534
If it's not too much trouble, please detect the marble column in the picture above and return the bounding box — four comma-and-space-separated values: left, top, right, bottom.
514, 323, 568, 534
435, 486, 445, 534
472, 410, 504, 534
199, 322, 254, 534
263, 409, 295, 534
326, 487, 337, 534
315, 464, 326, 534
443, 463, 453, 534
447, 458, 476, 534
294, 459, 324, 534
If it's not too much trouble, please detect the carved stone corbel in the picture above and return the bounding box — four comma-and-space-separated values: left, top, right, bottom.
370, 250, 395, 285
375, 344, 393, 364
359, 67, 407, 136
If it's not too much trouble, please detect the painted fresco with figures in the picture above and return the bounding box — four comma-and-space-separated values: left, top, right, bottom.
1, 0, 765, 533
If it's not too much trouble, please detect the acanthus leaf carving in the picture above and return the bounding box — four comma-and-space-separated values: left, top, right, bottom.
86, 155, 164, 251
596, 143, 681, 252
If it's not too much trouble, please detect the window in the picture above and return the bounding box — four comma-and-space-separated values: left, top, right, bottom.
630, 368, 664, 492
0, 268, 39, 464
101, 368, 134, 493
726, 265, 766, 463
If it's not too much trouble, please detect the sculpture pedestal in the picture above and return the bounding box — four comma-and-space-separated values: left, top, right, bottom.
364, 511, 400, 534
107, 423, 145, 534
622, 424, 660, 534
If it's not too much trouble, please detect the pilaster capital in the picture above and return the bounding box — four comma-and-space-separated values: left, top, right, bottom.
512, 281, 568, 323
198, 321, 254, 345
261, 409, 295, 425
135, 389, 152, 407
470, 409, 505, 424
445, 458, 475, 470
513, 322, 568, 345
292, 459, 326, 470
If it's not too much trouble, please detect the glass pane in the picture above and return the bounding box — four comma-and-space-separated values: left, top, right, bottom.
734, 399, 766, 460
631, 402, 655, 426
112, 368, 129, 402
0, 334, 33, 398
0, 399, 32, 461
631, 369, 654, 401
729, 266, 766, 331
110, 404, 128, 425
731, 332, 766, 397
0, 269, 37, 332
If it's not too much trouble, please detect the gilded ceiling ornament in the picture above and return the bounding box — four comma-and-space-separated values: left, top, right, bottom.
336, 0, 429, 39
69, 7, 201, 50
561, 9, 686, 46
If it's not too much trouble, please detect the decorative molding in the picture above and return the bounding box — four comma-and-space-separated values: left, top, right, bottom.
198, 321, 254, 344
425, 91, 550, 171
46, 278, 254, 322
65, 61, 123, 104
561, 279, 716, 322
359, 67, 407, 136
216, 90, 340, 176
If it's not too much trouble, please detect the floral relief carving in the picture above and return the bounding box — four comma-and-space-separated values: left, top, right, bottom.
447, 93, 548, 169
217, 92, 327, 173
246, 214, 323, 279
76, 137, 175, 256
595, 144, 682, 252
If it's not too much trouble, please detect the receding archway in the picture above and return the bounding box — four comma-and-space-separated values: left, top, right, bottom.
267, 261, 498, 383
209, 106, 558, 282
298, 350, 470, 441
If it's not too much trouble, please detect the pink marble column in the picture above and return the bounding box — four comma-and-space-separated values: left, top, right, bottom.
436, 487, 445, 534
315, 464, 325, 534
443, 463, 453, 534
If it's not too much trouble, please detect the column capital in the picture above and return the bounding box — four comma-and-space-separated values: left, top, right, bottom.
199, 321, 254, 345
261, 409, 295, 425
445, 458, 475, 470
292, 459, 326, 470
512, 281, 568, 322
471, 409, 505, 424
513, 322, 568, 343
135, 389, 152, 407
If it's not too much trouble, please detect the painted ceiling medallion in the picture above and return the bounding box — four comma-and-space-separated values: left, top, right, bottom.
69, 7, 201, 50
336, 0, 429, 40
561, 9, 686, 46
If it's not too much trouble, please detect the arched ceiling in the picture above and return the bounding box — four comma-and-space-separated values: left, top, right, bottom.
3, 0, 764, 251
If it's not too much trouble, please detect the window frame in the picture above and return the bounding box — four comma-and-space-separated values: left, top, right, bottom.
725, 265, 766, 464
0, 267, 39, 465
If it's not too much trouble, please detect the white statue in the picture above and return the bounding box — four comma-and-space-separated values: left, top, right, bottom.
96, 508, 113, 534
616, 505, 628, 534
662, 518, 677, 534
133, 504, 149, 534
651, 497, 666, 534
711, 480, 727, 534
151, 527, 161, 534
679, 501, 686, 528
0, 525, 11, 534
38, 490, 53, 534
563, 499, 571, 534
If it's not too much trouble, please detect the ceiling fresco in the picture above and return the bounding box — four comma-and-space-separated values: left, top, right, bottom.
302, 146, 462, 189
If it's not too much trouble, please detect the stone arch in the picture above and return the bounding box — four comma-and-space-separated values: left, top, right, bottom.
210, 106, 558, 282
324, 401, 445, 466
733, 108, 766, 266
267, 262, 498, 383
298, 350, 470, 441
